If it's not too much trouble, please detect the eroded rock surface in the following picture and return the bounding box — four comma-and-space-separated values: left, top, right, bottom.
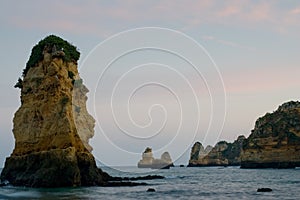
138, 148, 174, 169
0, 36, 104, 187
241, 101, 300, 168
188, 136, 245, 167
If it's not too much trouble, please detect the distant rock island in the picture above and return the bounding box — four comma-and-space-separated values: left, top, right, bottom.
241, 101, 300, 168
188, 136, 245, 167
138, 147, 174, 169
188, 101, 300, 168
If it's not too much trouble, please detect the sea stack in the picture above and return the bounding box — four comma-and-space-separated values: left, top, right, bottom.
241, 101, 300, 168
0, 35, 106, 187
138, 147, 174, 169
138, 147, 154, 168
188, 136, 245, 167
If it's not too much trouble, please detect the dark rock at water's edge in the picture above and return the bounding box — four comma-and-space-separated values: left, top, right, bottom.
109, 175, 164, 181
257, 188, 272, 192
83, 174, 163, 187
188, 136, 245, 167
1, 148, 107, 187
187, 163, 233, 167
0, 182, 6, 187
151, 163, 174, 169
102, 182, 147, 187
241, 161, 300, 169
147, 188, 156, 192
138, 163, 174, 169
241, 101, 300, 169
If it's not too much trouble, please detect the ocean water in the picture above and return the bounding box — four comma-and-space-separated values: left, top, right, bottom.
0, 166, 300, 199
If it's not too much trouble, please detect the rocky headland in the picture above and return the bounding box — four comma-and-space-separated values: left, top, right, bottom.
188, 136, 245, 167
188, 101, 300, 168
0, 35, 161, 187
241, 101, 300, 168
138, 147, 174, 169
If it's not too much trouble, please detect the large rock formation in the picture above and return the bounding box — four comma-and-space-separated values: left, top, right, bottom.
138, 147, 174, 169
241, 101, 300, 168
189, 142, 213, 162
189, 142, 203, 161
0, 35, 106, 187
188, 135, 245, 167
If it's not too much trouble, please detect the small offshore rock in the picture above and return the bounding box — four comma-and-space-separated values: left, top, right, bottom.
109, 175, 164, 181
103, 182, 147, 187
138, 147, 174, 169
257, 188, 272, 192
147, 188, 156, 192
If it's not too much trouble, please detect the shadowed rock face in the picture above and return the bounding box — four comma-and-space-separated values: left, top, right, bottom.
189, 142, 213, 163
188, 136, 246, 167
0, 36, 104, 187
189, 142, 204, 161
241, 101, 300, 168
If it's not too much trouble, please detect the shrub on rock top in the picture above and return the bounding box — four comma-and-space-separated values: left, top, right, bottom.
23, 35, 80, 76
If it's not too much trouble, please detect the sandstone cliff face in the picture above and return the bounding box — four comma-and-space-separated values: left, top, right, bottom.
189, 142, 212, 163
189, 142, 204, 161
0, 36, 105, 187
188, 135, 245, 167
202, 145, 213, 158
138, 147, 174, 169
241, 101, 300, 168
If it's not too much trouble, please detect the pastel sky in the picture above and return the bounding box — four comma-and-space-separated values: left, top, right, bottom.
1, 0, 300, 167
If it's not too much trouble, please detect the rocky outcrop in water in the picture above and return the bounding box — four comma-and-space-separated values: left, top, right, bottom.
138, 147, 174, 169
189, 142, 212, 162
241, 101, 300, 168
188, 135, 245, 167
0, 35, 106, 187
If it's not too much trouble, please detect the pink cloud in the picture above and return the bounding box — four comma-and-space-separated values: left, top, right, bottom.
245, 2, 272, 22
201, 35, 255, 51
218, 3, 241, 17
290, 7, 300, 15
3, 0, 300, 37
223, 66, 300, 94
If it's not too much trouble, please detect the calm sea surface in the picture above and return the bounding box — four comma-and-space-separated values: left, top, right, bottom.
0, 166, 299, 199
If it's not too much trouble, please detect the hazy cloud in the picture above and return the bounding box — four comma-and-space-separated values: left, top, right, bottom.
2, 0, 300, 37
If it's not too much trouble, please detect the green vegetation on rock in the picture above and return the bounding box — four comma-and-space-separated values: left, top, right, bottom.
241, 101, 300, 168
23, 35, 80, 77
